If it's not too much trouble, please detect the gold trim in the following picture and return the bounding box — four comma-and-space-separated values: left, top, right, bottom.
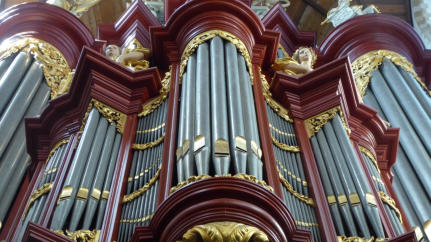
59, 186, 73, 200
92, 99, 127, 134
138, 66, 172, 117
269, 124, 296, 136
272, 135, 300, 152
305, 106, 351, 138
136, 122, 165, 133
122, 165, 162, 203
327, 195, 336, 204
337, 236, 376, 242
349, 193, 361, 205
279, 171, 314, 206
359, 146, 380, 173
338, 194, 348, 205
120, 213, 154, 224
91, 189, 101, 200
0, 37, 72, 99
296, 220, 319, 227
260, 67, 293, 122
46, 138, 69, 164
170, 175, 211, 194
180, 221, 269, 242
128, 156, 161, 181
77, 187, 89, 200
352, 50, 431, 98
25, 183, 53, 215
277, 160, 304, 184
54, 229, 100, 242
366, 193, 377, 206
179, 30, 253, 84
233, 174, 273, 192
102, 190, 110, 200
132, 134, 165, 150
413, 226, 423, 241
372, 176, 385, 186
378, 191, 403, 224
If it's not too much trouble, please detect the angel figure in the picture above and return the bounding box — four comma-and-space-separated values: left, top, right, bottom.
272, 47, 317, 76
104, 39, 151, 71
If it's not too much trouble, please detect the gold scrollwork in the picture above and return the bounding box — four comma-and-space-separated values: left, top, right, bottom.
137, 122, 166, 133
139, 66, 172, 117
170, 174, 273, 194
269, 124, 296, 136
271, 135, 300, 152
132, 134, 165, 150
122, 165, 162, 203
277, 160, 306, 186
278, 170, 315, 206
378, 191, 403, 224
180, 221, 269, 242
179, 30, 253, 84
304, 106, 351, 138
91, 99, 127, 134
351, 50, 431, 98
46, 138, 70, 164
359, 146, 380, 173
259, 68, 293, 122
296, 220, 319, 227
0, 38, 72, 99
54, 229, 100, 242
24, 183, 53, 215
120, 213, 154, 224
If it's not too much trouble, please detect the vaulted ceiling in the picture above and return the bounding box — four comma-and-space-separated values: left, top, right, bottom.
0, 0, 413, 46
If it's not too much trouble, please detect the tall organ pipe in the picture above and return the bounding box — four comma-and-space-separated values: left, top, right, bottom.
50, 108, 100, 230
194, 42, 211, 176
210, 37, 230, 175
225, 42, 247, 174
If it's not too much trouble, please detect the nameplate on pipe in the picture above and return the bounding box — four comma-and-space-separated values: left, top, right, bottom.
215, 139, 230, 156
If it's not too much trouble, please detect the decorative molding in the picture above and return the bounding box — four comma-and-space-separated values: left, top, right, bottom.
304, 106, 350, 138
278, 171, 314, 206
179, 221, 269, 242
359, 146, 380, 173
271, 136, 300, 152
132, 135, 165, 150
24, 183, 53, 215
54, 229, 100, 242
122, 165, 161, 203
91, 99, 127, 134
378, 191, 403, 225
0, 38, 73, 99
351, 50, 431, 97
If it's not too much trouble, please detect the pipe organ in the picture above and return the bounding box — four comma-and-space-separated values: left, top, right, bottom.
0, 1, 430, 241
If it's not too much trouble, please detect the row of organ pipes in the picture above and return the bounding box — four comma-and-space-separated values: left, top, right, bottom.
175, 36, 262, 182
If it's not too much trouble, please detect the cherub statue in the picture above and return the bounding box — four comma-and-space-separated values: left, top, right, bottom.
104, 39, 151, 71
272, 47, 317, 76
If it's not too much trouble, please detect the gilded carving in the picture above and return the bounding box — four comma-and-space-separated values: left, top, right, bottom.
259, 68, 293, 122
46, 138, 70, 164
122, 165, 162, 203
0, 38, 72, 99
277, 160, 307, 186
359, 146, 380, 173
272, 47, 316, 76
132, 134, 165, 150
92, 99, 127, 134
351, 50, 431, 98
271, 135, 300, 152
170, 174, 273, 194
296, 220, 319, 227
179, 222, 269, 242
180, 30, 253, 84
104, 39, 150, 71
120, 213, 154, 224
24, 183, 53, 215
269, 124, 296, 136
304, 106, 351, 138
54, 229, 101, 242
378, 191, 403, 224
278, 170, 315, 206
138, 66, 172, 117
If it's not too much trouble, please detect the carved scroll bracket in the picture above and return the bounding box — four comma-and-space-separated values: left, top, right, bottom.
304, 106, 351, 138
179, 30, 253, 84
351, 50, 430, 98
0, 37, 73, 99
179, 221, 269, 242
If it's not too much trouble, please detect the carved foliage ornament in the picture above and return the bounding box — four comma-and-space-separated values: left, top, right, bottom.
259, 67, 293, 122
138, 66, 172, 117
179, 222, 269, 242
0, 38, 72, 99
351, 50, 431, 98
54, 229, 101, 242
80, 99, 127, 134
305, 106, 351, 138
180, 30, 254, 84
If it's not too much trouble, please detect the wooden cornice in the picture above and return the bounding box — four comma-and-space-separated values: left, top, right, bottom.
22, 222, 72, 242
262, 3, 316, 54
319, 14, 431, 87
25, 46, 162, 168
150, 0, 280, 69
270, 56, 399, 172
98, 0, 160, 48
140, 177, 310, 242
0, 2, 94, 68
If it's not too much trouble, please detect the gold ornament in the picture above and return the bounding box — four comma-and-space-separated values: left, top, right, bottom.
123, 165, 162, 203
179, 30, 253, 84
132, 134, 165, 150
259, 68, 293, 122
139, 67, 171, 117
359, 146, 380, 173
278, 170, 314, 206
271, 135, 300, 152
0, 37, 72, 99
170, 174, 212, 194
304, 106, 351, 138
45, 138, 70, 164
54, 229, 101, 242
351, 50, 430, 98
180, 222, 269, 242
24, 183, 53, 215
92, 99, 127, 134
378, 191, 403, 224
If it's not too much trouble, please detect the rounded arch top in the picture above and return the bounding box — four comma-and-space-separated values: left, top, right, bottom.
0, 2, 95, 68
150, 0, 280, 69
